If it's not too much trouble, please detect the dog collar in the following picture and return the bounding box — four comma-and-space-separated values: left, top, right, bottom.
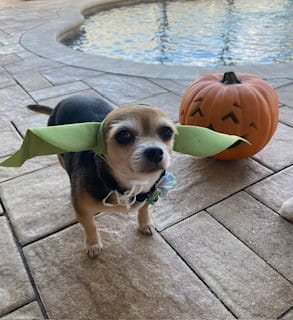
0, 122, 248, 167
97, 163, 175, 206
95, 157, 162, 204
135, 170, 167, 204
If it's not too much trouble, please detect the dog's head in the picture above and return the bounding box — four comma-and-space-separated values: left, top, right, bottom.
103, 104, 177, 188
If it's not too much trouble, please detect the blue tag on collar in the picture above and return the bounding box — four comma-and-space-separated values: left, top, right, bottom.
147, 172, 177, 205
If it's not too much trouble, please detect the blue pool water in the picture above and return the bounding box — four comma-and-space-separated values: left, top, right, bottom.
65, 0, 293, 66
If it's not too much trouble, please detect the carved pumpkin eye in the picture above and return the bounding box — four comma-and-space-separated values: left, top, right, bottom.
221, 112, 239, 124
249, 122, 257, 129
190, 98, 204, 117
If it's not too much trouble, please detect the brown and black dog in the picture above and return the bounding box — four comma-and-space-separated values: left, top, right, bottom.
28, 96, 176, 257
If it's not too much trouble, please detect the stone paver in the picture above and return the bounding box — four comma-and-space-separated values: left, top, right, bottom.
152, 152, 272, 231
141, 92, 182, 122
41, 66, 104, 85
4, 56, 61, 75
240, 63, 293, 80
149, 78, 192, 95
0, 30, 19, 46
0, 85, 33, 121
0, 216, 34, 316
13, 113, 48, 137
0, 43, 24, 55
281, 308, 293, 320
0, 67, 15, 89
276, 84, 293, 108
0, 165, 75, 245
0, 156, 57, 183
0, 302, 43, 320
84, 74, 166, 105
23, 213, 233, 320
253, 122, 293, 171
0, 122, 22, 158
266, 78, 293, 89
247, 165, 293, 213
162, 212, 293, 318
207, 191, 293, 281
13, 71, 52, 92
29, 81, 89, 101
280, 106, 293, 127
0, 53, 22, 66
16, 50, 39, 60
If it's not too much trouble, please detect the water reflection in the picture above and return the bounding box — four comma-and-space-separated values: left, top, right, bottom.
65, 0, 293, 66
155, 1, 170, 63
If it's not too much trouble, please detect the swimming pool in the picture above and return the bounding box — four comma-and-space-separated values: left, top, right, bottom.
65, 0, 293, 66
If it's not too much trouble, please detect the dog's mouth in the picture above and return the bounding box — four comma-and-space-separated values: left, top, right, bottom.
139, 166, 165, 174
135, 161, 168, 174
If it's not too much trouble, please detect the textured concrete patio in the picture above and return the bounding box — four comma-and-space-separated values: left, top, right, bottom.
0, 0, 292, 319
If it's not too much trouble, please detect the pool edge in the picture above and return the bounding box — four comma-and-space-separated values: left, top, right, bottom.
20, 0, 293, 80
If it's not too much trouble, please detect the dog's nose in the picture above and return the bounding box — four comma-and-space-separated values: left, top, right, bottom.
144, 147, 163, 163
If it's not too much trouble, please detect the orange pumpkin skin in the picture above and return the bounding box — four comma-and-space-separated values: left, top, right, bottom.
179, 72, 279, 160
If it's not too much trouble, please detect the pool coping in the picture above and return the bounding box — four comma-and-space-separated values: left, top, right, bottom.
20, 0, 293, 80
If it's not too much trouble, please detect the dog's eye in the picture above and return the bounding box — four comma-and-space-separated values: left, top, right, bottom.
115, 129, 134, 145
158, 126, 173, 141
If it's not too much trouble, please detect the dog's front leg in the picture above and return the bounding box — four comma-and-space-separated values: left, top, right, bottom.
75, 209, 103, 258
137, 202, 154, 235
73, 194, 103, 258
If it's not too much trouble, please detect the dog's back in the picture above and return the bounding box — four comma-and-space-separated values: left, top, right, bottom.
48, 95, 113, 126
28, 95, 113, 126
28, 95, 114, 196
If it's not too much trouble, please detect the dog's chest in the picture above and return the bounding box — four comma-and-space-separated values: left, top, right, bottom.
102, 191, 145, 212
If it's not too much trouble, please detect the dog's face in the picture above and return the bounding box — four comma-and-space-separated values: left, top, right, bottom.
103, 104, 176, 185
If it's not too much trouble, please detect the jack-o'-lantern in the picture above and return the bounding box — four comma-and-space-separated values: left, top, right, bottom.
179, 72, 279, 160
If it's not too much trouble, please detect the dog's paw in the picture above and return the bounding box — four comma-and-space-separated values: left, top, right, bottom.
138, 224, 154, 236
86, 243, 103, 258
279, 197, 293, 222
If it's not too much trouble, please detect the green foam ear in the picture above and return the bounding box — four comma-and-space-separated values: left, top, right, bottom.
0, 122, 105, 167
174, 125, 248, 157
0, 122, 248, 168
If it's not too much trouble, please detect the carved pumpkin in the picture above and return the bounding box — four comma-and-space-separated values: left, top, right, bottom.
179, 72, 279, 160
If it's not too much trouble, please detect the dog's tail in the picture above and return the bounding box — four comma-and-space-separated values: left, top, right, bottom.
27, 104, 53, 115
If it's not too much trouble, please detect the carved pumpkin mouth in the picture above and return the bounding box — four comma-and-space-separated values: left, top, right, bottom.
208, 123, 247, 149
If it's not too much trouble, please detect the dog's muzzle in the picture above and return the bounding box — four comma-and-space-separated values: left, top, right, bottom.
143, 147, 163, 164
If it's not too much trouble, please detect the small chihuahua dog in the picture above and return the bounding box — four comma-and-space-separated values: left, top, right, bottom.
28, 96, 177, 257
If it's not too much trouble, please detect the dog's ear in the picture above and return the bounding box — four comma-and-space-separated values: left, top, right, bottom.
0, 122, 105, 167
174, 124, 249, 157
0, 122, 248, 167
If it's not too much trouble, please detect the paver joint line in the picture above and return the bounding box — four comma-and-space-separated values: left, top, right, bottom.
159, 231, 239, 319
0, 209, 48, 319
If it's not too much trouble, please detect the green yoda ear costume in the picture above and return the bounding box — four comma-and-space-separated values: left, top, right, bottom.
0, 122, 248, 167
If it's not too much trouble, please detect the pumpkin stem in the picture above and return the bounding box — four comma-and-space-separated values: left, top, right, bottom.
221, 72, 241, 84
